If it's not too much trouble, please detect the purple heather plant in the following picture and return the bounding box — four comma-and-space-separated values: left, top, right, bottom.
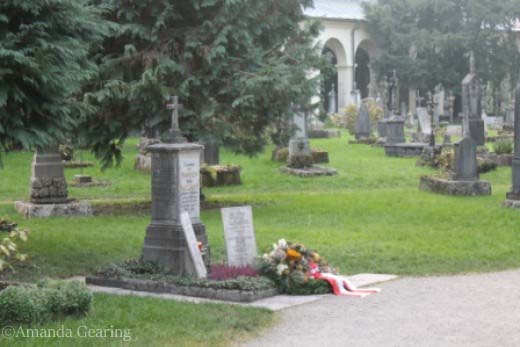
209, 264, 258, 281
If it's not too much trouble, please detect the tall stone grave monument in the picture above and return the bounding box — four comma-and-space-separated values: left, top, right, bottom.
355, 102, 371, 140
504, 75, 520, 208
462, 52, 485, 145
142, 96, 209, 275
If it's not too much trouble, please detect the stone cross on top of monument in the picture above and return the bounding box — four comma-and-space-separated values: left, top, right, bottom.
165, 95, 187, 144
469, 50, 476, 75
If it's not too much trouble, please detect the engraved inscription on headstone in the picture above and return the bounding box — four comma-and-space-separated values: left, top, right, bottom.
221, 206, 258, 267
179, 151, 200, 219
180, 212, 207, 278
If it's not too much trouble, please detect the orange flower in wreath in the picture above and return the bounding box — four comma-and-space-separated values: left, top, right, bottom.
286, 248, 302, 261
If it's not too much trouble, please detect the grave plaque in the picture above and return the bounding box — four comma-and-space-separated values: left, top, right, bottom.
180, 212, 207, 278
179, 151, 200, 218
221, 206, 257, 267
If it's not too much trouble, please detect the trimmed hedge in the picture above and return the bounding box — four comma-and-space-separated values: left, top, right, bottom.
0, 280, 92, 325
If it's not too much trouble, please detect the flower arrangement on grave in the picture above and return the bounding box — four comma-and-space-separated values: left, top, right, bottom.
258, 239, 334, 295
259, 239, 381, 297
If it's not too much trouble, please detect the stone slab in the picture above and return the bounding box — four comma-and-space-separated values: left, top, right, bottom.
344, 273, 399, 288
86, 276, 275, 303
280, 166, 338, 177
79, 273, 397, 311
419, 176, 492, 196
384, 143, 427, 157
14, 201, 93, 218
308, 130, 341, 139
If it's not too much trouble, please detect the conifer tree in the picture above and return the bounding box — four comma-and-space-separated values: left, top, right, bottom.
85, 0, 327, 167
0, 0, 107, 158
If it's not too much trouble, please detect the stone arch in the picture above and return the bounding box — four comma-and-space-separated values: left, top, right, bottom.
355, 39, 380, 99
321, 38, 348, 113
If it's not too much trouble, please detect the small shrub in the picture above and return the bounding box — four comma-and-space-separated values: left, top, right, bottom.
0, 218, 17, 232
0, 228, 29, 273
0, 286, 51, 325
0, 280, 92, 325
59, 143, 74, 161
477, 158, 497, 174
494, 140, 513, 155
339, 100, 383, 135
436, 148, 455, 172
39, 280, 93, 316
209, 264, 258, 281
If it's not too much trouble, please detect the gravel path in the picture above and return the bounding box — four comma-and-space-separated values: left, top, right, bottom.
241, 270, 520, 347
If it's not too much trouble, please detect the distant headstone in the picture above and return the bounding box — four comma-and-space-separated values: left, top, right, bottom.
288, 111, 313, 168
385, 118, 405, 144
462, 52, 485, 145
433, 86, 444, 124
355, 103, 371, 140
29, 146, 68, 204
221, 206, 258, 267
180, 212, 207, 279
417, 108, 432, 135
203, 141, 220, 165
454, 137, 478, 181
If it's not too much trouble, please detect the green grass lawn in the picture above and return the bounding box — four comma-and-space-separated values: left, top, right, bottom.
1, 130, 520, 346
1, 294, 274, 347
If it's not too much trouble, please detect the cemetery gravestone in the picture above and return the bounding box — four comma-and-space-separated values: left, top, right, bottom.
417, 108, 432, 135
180, 212, 207, 279
30, 146, 68, 204
454, 137, 478, 181
355, 103, 371, 140
462, 52, 485, 145
385, 118, 405, 144
287, 111, 313, 168
14, 145, 92, 217
142, 98, 209, 275
221, 206, 258, 267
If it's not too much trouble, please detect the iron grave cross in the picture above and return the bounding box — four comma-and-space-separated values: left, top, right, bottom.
165, 95, 187, 143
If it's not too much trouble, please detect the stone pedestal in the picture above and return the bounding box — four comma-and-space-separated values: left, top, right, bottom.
287, 138, 313, 168
30, 147, 68, 204
377, 120, 388, 138
385, 118, 406, 144
15, 146, 92, 218
142, 143, 209, 275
